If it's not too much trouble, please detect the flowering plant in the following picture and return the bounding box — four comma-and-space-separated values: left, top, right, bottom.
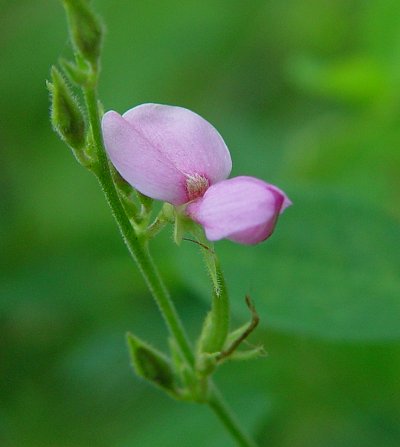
49, 1, 290, 446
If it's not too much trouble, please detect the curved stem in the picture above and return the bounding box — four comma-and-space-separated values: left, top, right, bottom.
84, 84, 194, 367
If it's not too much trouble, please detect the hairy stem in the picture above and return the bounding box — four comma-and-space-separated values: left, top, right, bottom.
84, 84, 194, 367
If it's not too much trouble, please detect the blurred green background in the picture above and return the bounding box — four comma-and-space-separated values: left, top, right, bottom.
1, 0, 400, 446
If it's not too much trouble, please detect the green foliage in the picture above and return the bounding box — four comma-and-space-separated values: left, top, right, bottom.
127, 333, 179, 397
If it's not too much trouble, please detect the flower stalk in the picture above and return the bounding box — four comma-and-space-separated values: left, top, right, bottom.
197, 252, 230, 357
209, 385, 258, 447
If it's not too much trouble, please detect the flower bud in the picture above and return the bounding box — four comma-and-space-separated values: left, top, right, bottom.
62, 0, 103, 68
48, 66, 86, 151
126, 333, 178, 396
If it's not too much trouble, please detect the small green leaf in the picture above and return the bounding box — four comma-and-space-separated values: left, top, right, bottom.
174, 212, 186, 245
126, 333, 178, 397
224, 322, 250, 348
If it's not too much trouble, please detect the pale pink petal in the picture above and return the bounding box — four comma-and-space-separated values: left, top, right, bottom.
187, 176, 291, 245
102, 111, 187, 204
122, 103, 232, 186
266, 184, 292, 212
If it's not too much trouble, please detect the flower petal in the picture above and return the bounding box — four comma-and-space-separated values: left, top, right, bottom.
187, 176, 291, 245
102, 110, 187, 204
122, 104, 232, 186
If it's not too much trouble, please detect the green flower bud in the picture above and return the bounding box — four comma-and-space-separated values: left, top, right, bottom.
48, 66, 86, 151
62, 0, 103, 68
127, 333, 178, 396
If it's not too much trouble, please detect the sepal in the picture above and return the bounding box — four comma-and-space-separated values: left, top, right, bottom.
174, 210, 187, 245
215, 295, 261, 363
110, 167, 139, 220
135, 191, 154, 217
223, 322, 251, 348
225, 345, 266, 362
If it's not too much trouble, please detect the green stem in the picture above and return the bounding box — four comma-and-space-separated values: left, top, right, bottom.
82, 82, 257, 447
208, 385, 258, 447
83, 84, 194, 367
199, 256, 230, 354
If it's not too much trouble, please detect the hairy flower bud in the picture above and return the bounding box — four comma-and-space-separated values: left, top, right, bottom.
63, 0, 103, 68
48, 66, 86, 151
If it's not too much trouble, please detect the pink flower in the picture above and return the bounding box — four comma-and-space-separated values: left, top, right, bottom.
102, 103, 291, 244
